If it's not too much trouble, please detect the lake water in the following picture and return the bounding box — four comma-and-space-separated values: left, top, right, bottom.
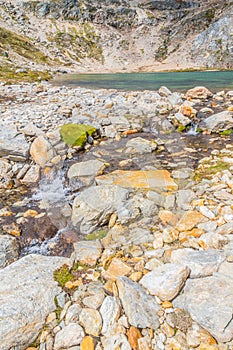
52, 70, 233, 92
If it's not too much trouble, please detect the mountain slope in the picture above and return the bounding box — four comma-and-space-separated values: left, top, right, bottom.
0, 0, 232, 77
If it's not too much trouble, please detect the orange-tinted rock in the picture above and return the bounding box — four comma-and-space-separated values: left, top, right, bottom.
23, 209, 38, 218
96, 170, 178, 191
30, 135, 55, 168
179, 228, 204, 243
186, 87, 213, 100
176, 210, 205, 232
127, 326, 143, 350
159, 210, 178, 226
104, 257, 132, 281
199, 329, 217, 345
80, 336, 95, 350
162, 301, 173, 309
181, 105, 195, 117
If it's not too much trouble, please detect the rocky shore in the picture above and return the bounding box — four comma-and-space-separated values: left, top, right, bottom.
0, 82, 233, 350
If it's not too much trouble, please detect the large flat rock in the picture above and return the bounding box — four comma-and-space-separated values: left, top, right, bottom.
96, 170, 178, 191
0, 254, 67, 350
173, 271, 233, 342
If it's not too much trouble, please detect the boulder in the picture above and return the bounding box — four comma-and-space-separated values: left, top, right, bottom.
67, 159, 106, 190
125, 137, 157, 154
186, 86, 213, 100
140, 263, 190, 301
201, 111, 233, 132
0, 254, 68, 350
60, 123, 96, 147
173, 271, 233, 342
117, 277, 160, 329
170, 248, 225, 278
71, 185, 129, 234
30, 135, 55, 168
0, 124, 29, 160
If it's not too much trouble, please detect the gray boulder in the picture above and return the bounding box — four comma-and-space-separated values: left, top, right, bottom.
0, 254, 68, 350
67, 159, 106, 190
117, 276, 160, 330
0, 124, 29, 161
201, 111, 233, 132
140, 263, 190, 301
170, 248, 225, 278
173, 271, 233, 342
71, 185, 129, 234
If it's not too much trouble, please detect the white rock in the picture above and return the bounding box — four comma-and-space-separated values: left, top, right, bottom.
79, 308, 102, 336
54, 323, 84, 350
100, 296, 121, 335
0, 254, 67, 350
171, 248, 225, 278
102, 334, 131, 350
140, 263, 190, 301
72, 240, 102, 266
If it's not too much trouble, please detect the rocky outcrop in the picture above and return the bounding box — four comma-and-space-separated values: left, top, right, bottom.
0, 0, 232, 73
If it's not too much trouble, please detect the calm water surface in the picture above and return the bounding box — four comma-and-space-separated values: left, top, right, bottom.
53, 70, 233, 92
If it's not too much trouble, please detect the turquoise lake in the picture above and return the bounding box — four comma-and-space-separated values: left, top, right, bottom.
53, 70, 233, 92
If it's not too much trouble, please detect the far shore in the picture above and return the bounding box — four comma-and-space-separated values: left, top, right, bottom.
53, 61, 231, 76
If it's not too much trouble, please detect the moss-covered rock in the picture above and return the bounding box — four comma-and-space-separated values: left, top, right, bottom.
60, 123, 96, 147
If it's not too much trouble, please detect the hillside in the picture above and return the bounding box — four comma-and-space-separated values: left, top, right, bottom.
0, 0, 232, 80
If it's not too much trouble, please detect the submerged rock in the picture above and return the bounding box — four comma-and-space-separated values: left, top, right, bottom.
125, 137, 157, 154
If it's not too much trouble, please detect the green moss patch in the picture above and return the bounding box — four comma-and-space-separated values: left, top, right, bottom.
0, 63, 52, 83
0, 27, 49, 64
85, 229, 108, 241
220, 129, 232, 136
53, 264, 74, 288
60, 123, 96, 147
194, 160, 230, 182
